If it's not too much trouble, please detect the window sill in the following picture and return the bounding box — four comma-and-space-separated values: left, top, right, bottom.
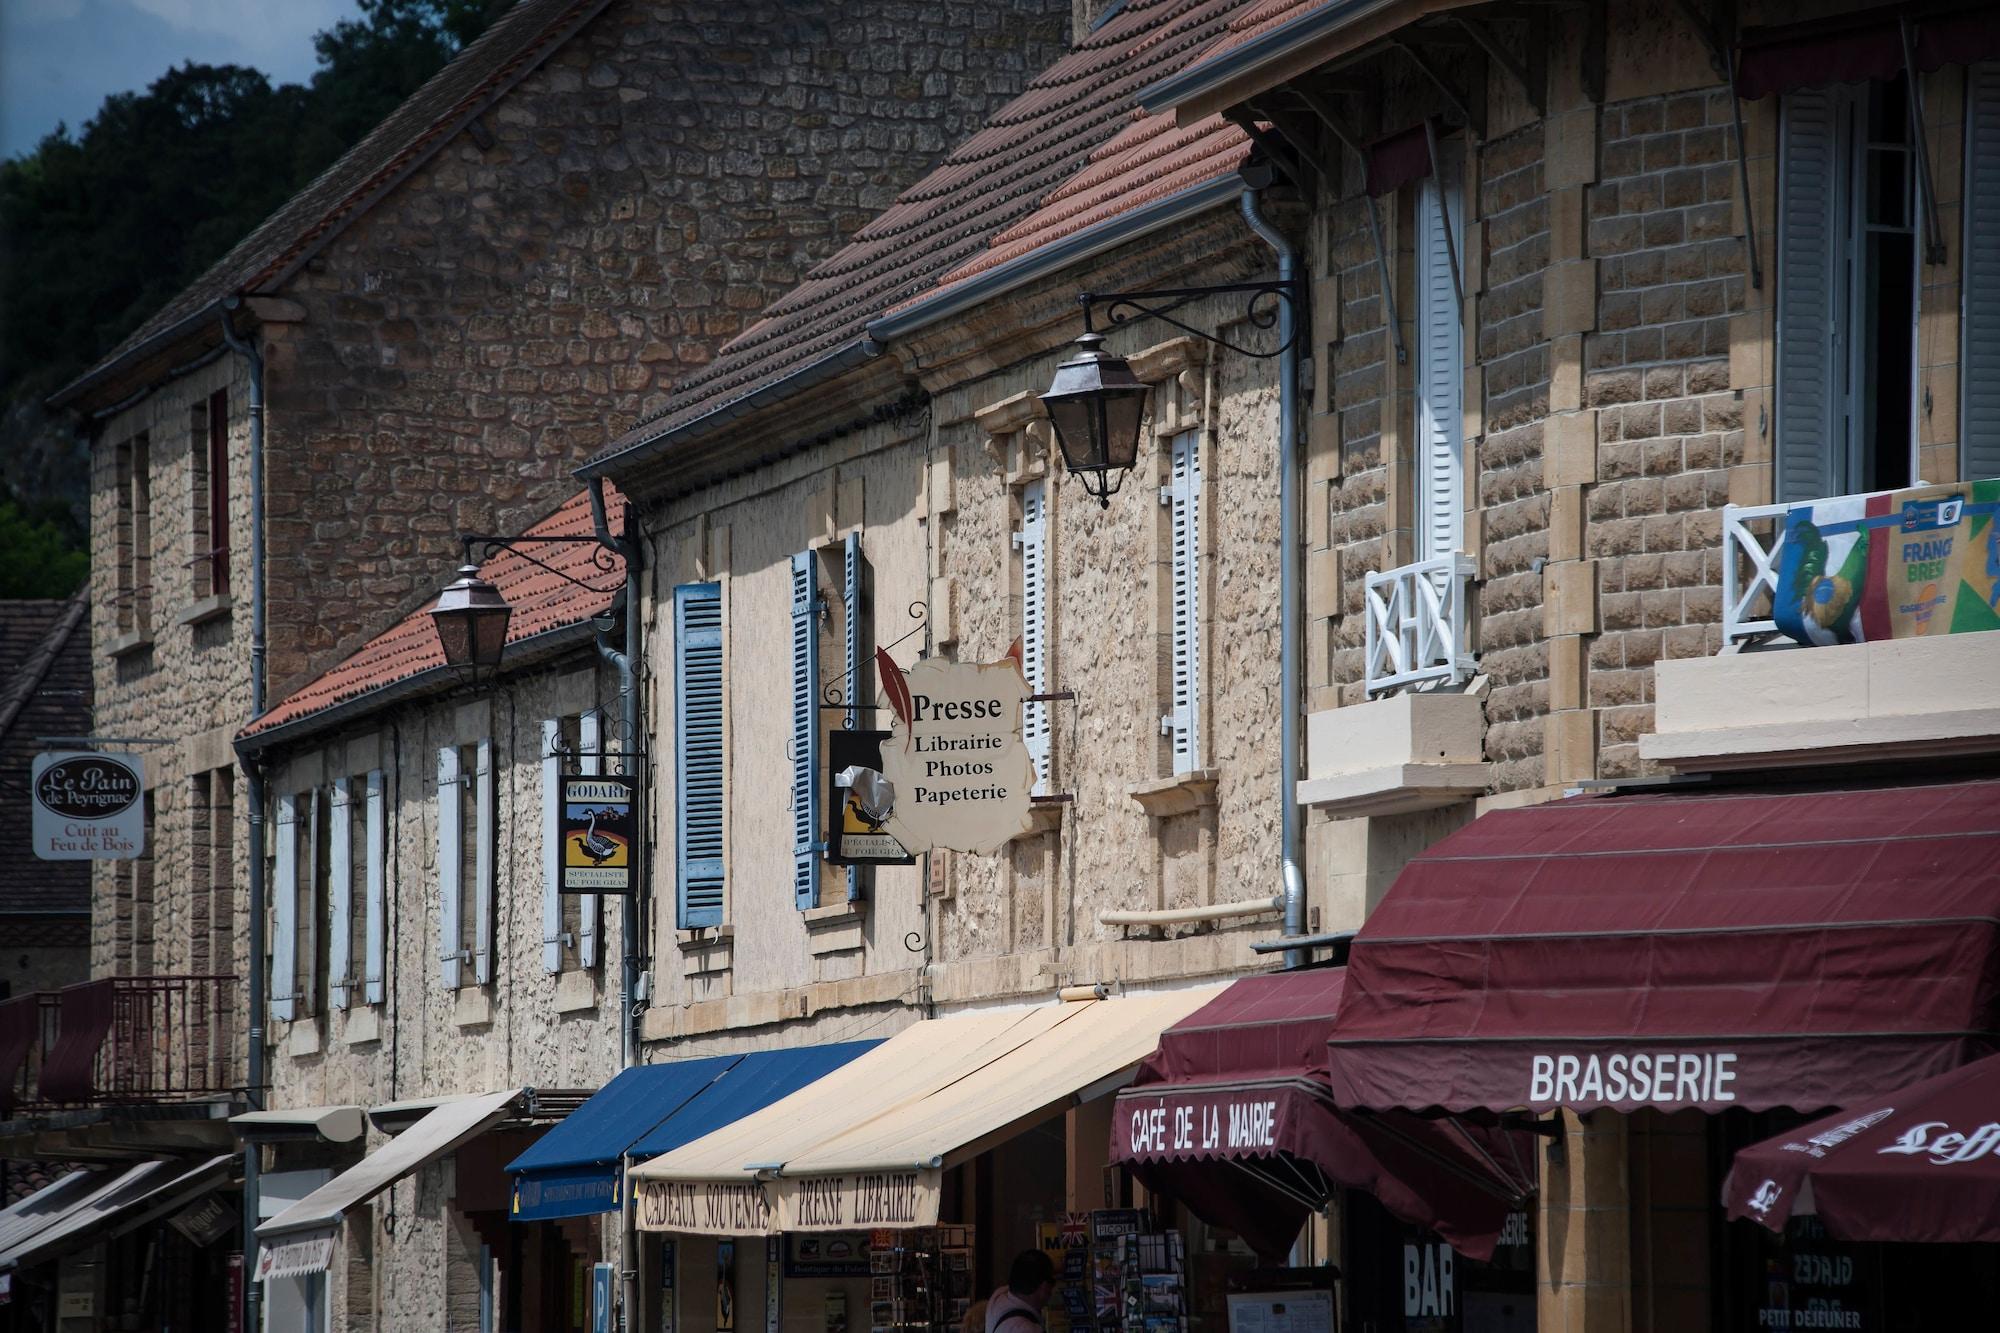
804, 899, 865, 956
107, 630, 153, 660
286, 1020, 323, 1057
173, 594, 234, 628
453, 986, 493, 1027
342, 1005, 381, 1046
1020, 797, 1067, 838
1126, 769, 1219, 818
554, 969, 598, 1014
677, 926, 734, 977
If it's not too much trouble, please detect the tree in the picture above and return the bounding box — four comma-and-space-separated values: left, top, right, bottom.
0, 490, 89, 598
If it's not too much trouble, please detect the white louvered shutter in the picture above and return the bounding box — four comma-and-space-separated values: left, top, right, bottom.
328, 777, 353, 1009
1161, 431, 1201, 775
541, 718, 563, 974
1417, 171, 1465, 562
437, 746, 462, 990
473, 737, 495, 985
1016, 480, 1051, 794
675, 583, 726, 929
271, 791, 297, 1022
1776, 88, 1846, 503
364, 769, 385, 1004
301, 791, 320, 1014
578, 712, 601, 969
1965, 64, 2000, 479
790, 552, 822, 910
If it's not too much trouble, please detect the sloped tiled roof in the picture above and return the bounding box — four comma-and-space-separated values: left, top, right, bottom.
0, 592, 92, 916
53, 0, 609, 407
240, 487, 625, 743
590, 0, 1249, 469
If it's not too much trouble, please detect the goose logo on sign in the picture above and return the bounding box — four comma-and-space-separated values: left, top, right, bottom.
1744, 1180, 1783, 1218
32, 751, 144, 860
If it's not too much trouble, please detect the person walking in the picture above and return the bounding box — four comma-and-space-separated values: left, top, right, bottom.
985, 1250, 1056, 1333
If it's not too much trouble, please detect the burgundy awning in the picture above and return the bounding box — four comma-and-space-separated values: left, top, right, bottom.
1111, 970, 1533, 1260
1736, 3, 2000, 100
1364, 123, 1433, 198
1326, 778, 2000, 1116
1723, 1052, 2000, 1242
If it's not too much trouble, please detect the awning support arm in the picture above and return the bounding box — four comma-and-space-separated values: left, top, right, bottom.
1454, 17, 1542, 118
1227, 111, 1312, 194
1365, 194, 1409, 365
1899, 18, 1948, 265
1393, 39, 1481, 139
1226, 1156, 1330, 1213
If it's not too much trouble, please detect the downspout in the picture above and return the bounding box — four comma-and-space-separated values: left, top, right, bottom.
588, 476, 644, 1328
1238, 189, 1308, 970
219, 298, 268, 1326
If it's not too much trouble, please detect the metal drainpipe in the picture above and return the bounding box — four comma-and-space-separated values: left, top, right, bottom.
587, 476, 643, 1329
1238, 189, 1308, 970
219, 299, 268, 1326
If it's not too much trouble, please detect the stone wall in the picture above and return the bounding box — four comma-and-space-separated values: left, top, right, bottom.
258, 0, 1071, 699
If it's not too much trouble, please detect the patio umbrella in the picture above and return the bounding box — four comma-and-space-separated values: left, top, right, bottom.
1722, 1052, 2000, 1242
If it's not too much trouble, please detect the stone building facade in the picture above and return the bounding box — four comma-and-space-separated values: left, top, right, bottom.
51, 0, 1070, 1037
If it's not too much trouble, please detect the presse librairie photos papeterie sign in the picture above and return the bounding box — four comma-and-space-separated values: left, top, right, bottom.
31, 750, 146, 860
861, 647, 1036, 856
560, 773, 637, 895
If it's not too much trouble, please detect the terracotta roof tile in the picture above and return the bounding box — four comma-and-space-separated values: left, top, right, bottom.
56, 0, 607, 405
241, 487, 625, 741
594, 0, 1248, 463
0, 592, 92, 916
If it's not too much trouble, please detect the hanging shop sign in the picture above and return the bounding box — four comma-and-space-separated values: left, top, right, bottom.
1774, 479, 2000, 646
254, 1228, 336, 1282
31, 750, 144, 860
872, 649, 1034, 855
561, 774, 636, 895
826, 730, 914, 866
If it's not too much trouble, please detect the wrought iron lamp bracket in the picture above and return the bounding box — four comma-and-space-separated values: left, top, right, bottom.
459, 533, 625, 594
1077, 280, 1304, 360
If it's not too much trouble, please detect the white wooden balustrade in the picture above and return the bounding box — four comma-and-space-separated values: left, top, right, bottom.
1364, 553, 1476, 694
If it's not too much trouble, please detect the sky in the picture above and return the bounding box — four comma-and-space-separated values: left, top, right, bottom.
0, 0, 363, 159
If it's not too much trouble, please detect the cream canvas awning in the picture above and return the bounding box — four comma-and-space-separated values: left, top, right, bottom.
232, 1104, 367, 1143
254, 1087, 520, 1280
629, 990, 1220, 1236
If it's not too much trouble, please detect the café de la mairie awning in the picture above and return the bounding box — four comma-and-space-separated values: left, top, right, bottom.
627, 990, 1217, 1236
1324, 778, 2000, 1116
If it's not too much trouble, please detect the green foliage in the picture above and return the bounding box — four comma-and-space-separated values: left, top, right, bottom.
0, 489, 89, 598
0, 0, 515, 556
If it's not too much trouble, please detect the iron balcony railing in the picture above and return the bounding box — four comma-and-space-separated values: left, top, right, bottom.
1364, 553, 1477, 694
0, 976, 238, 1112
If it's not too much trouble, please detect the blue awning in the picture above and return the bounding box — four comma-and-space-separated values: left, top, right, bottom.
507, 1042, 879, 1221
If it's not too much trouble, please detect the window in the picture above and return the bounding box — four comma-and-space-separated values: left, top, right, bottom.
674, 584, 725, 929
790, 551, 823, 910
1777, 76, 1918, 501
1161, 430, 1202, 774
115, 433, 152, 635
1016, 481, 1051, 795
1963, 63, 2000, 479
438, 741, 494, 990
329, 771, 384, 1008
1415, 165, 1465, 563
541, 713, 602, 970
189, 389, 230, 599
270, 788, 321, 1021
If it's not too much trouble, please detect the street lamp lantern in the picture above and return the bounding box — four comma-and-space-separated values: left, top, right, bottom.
430, 563, 512, 676
1040, 331, 1147, 508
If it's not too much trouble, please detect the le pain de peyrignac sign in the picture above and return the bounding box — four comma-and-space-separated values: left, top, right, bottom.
560, 773, 637, 895
635, 1169, 939, 1236
32, 751, 145, 860
873, 648, 1035, 855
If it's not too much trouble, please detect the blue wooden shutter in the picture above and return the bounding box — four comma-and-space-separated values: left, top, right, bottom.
271, 791, 297, 1022
790, 551, 822, 911
842, 532, 865, 903
363, 769, 385, 1004
578, 712, 601, 969
1965, 64, 2000, 480
473, 738, 496, 985
328, 777, 353, 1009
1016, 481, 1051, 795
675, 583, 725, 928
1417, 171, 1464, 561
541, 718, 564, 974
1161, 432, 1202, 774
437, 746, 462, 990
1776, 88, 1845, 502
